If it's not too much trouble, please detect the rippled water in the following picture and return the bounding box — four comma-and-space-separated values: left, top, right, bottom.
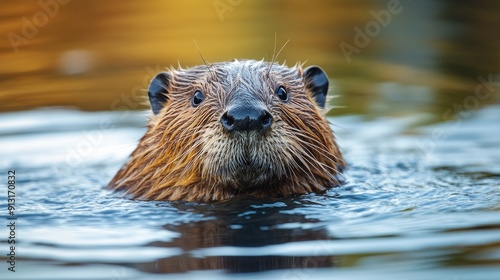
1, 105, 499, 279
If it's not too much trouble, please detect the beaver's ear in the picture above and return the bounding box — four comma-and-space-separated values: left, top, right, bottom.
304, 66, 329, 108
148, 72, 171, 115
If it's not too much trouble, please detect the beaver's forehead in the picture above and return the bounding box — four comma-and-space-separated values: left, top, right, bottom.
217, 60, 268, 73
173, 60, 300, 88
216, 60, 296, 77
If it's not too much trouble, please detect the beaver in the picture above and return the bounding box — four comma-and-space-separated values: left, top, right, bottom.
108, 59, 345, 202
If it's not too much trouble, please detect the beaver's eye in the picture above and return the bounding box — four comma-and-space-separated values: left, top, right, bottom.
275, 85, 289, 102
191, 90, 204, 107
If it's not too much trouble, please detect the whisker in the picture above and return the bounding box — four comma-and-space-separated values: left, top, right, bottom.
267, 34, 290, 76
283, 128, 342, 173
194, 39, 213, 76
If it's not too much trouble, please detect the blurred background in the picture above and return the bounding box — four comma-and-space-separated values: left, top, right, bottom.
2, 0, 499, 117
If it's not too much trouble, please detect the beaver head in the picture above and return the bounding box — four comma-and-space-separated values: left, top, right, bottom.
108, 60, 345, 201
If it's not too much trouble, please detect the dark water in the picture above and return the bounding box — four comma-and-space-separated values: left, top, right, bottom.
1, 105, 499, 279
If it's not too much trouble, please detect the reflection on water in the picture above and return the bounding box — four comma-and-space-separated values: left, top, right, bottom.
141, 198, 335, 273
1, 0, 499, 115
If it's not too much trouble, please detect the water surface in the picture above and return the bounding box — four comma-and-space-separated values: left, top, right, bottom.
1, 106, 499, 279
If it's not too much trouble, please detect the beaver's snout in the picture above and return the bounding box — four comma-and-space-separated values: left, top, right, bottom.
220, 105, 273, 133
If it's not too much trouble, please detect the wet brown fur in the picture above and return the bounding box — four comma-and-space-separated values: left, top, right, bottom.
108, 60, 345, 202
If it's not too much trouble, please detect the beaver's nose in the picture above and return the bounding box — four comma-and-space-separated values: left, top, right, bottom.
221, 106, 273, 133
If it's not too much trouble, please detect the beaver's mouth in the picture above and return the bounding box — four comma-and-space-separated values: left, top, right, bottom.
201, 126, 292, 189
205, 133, 283, 188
